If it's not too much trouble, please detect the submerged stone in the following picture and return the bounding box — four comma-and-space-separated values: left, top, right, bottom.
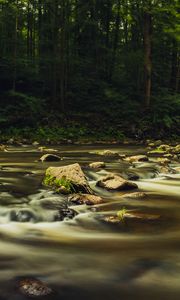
10, 209, 37, 223
18, 277, 53, 297
68, 193, 104, 205
54, 208, 78, 221
40, 154, 61, 162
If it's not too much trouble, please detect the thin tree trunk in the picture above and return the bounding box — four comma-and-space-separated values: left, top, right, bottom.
143, 11, 152, 109
12, 1, 18, 91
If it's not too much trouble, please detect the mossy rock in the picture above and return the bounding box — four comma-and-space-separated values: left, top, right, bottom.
43, 163, 92, 194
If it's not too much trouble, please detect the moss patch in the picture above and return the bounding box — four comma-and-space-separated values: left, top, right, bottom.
43, 174, 75, 193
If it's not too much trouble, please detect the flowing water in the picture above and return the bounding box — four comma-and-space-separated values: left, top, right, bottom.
0, 144, 180, 300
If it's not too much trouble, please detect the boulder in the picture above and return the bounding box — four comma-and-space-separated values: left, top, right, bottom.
125, 155, 149, 163
40, 154, 61, 162
43, 163, 92, 194
18, 278, 53, 297
96, 174, 138, 191
68, 193, 104, 205
89, 162, 106, 169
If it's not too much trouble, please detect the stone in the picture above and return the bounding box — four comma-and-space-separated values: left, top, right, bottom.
44, 163, 92, 194
103, 212, 160, 224
96, 174, 138, 191
98, 150, 120, 157
0, 144, 7, 151
38, 147, 58, 153
157, 157, 171, 165
54, 208, 78, 221
148, 150, 167, 156
89, 162, 106, 169
173, 144, 180, 154
9, 209, 37, 222
18, 278, 53, 297
68, 193, 104, 205
125, 155, 149, 163
158, 144, 172, 151
32, 141, 40, 146
40, 154, 61, 162
126, 173, 140, 180
122, 192, 147, 199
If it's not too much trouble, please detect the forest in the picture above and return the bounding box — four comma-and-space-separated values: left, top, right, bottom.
0, 0, 180, 141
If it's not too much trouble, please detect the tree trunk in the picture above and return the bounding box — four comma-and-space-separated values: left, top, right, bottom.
12, 1, 18, 91
170, 39, 179, 92
143, 11, 152, 109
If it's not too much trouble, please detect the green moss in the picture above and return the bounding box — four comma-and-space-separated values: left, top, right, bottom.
43, 174, 75, 193
117, 208, 127, 221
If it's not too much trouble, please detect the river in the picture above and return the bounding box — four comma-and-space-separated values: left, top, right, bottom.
0, 144, 179, 300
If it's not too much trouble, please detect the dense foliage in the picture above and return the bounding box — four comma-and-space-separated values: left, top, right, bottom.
0, 0, 179, 139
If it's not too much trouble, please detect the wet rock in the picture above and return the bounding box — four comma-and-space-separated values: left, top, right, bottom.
40, 154, 62, 162
38, 147, 58, 153
158, 144, 172, 152
44, 163, 92, 194
103, 212, 160, 224
126, 173, 140, 180
54, 208, 77, 221
173, 144, 180, 154
148, 149, 167, 156
119, 154, 126, 159
154, 140, 162, 146
164, 153, 174, 159
0, 144, 7, 151
97, 174, 138, 191
37, 198, 66, 210
125, 155, 149, 163
10, 209, 37, 222
98, 150, 120, 157
157, 165, 176, 174
68, 193, 104, 205
89, 162, 106, 169
122, 192, 147, 199
157, 157, 171, 165
148, 142, 155, 148
32, 141, 40, 146
18, 277, 53, 297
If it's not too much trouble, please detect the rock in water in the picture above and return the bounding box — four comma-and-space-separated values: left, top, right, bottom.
18, 278, 52, 297
97, 174, 138, 191
40, 154, 61, 162
121, 192, 147, 199
89, 162, 106, 169
44, 163, 92, 194
68, 193, 104, 205
125, 155, 149, 163
54, 208, 78, 221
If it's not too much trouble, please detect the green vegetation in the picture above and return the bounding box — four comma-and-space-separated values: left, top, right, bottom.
117, 208, 127, 222
43, 174, 75, 194
0, 1, 179, 139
